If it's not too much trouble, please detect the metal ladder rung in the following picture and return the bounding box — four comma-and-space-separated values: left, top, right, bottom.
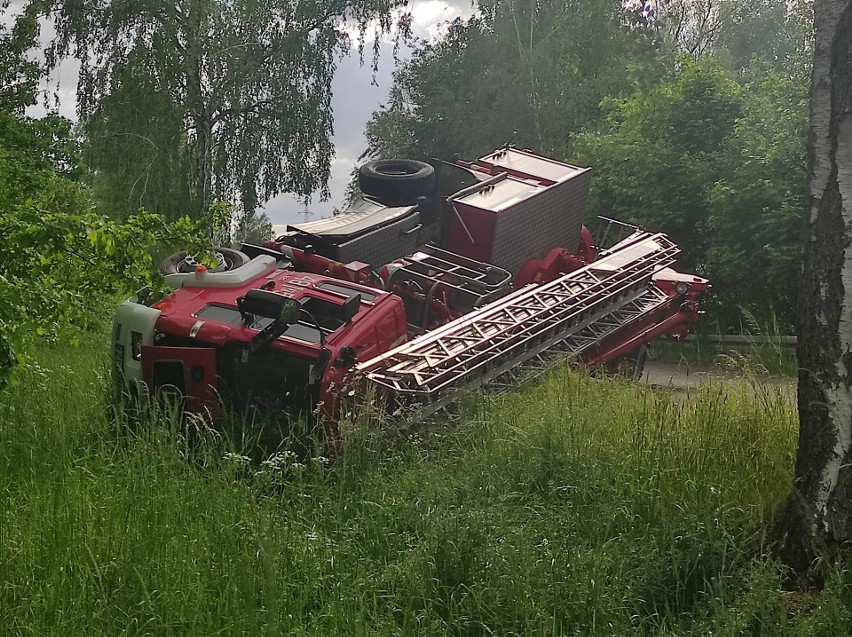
380, 287, 673, 422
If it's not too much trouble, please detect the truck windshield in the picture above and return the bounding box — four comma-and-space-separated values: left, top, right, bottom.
196, 304, 325, 344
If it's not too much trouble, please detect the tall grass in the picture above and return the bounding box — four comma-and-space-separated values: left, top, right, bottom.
653, 309, 798, 376
1, 333, 850, 635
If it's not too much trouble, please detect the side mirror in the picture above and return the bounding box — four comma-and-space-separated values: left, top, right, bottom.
238, 289, 300, 324
239, 289, 302, 352
135, 286, 151, 306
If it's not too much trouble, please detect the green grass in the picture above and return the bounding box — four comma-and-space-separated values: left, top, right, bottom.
1, 331, 850, 636
652, 310, 798, 377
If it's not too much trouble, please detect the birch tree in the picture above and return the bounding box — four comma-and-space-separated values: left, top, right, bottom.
778, 0, 852, 582
38, 0, 411, 217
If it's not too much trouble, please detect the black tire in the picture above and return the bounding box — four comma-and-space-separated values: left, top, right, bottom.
159, 247, 250, 275
359, 159, 436, 204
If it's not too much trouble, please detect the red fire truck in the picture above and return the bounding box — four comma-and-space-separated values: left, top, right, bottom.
113, 148, 707, 434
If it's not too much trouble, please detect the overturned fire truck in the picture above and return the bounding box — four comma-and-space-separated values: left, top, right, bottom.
112, 148, 707, 433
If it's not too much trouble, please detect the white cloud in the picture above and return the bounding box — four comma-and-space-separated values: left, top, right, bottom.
412, 0, 473, 42
343, 0, 474, 46
30, 59, 80, 119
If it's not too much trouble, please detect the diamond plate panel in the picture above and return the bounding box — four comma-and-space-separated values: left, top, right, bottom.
332, 212, 421, 267
490, 169, 592, 274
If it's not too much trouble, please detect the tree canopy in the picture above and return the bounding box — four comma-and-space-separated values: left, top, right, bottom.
364, 0, 657, 162
39, 0, 413, 218
0, 4, 228, 386
0, 1, 41, 113
574, 59, 808, 327
363, 0, 812, 329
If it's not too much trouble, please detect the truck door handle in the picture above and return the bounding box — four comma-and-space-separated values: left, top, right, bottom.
401, 224, 423, 236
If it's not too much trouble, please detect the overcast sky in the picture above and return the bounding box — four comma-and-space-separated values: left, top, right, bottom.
16, 1, 477, 227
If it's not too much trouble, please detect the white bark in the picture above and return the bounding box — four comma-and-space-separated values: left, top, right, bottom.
780, 0, 852, 578
819, 113, 852, 527
808, 0, 839, 213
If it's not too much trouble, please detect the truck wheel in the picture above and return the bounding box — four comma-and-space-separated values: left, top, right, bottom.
359, 159, 435, 204
159, 247, 250, 275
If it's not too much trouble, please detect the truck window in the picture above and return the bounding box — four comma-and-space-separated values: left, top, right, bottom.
196, 304, 325, 343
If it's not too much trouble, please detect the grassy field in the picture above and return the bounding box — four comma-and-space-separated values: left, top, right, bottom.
1, 332, 850, 636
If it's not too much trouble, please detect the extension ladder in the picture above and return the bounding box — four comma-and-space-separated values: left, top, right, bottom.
357, 232, 680, 419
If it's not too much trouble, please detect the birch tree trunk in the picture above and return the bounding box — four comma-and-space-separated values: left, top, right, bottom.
778, 0, 852, 581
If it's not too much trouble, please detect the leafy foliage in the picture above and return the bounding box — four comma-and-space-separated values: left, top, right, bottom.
39, 0, 414, 217
576, 60, 746, 267
714, 0, 813, 78
0, 73, 225, 386
629, 0, 813, 74
83, 63, 195, 220
232, 207, 273, 245
575, 59, 807, 328
364, 0, 656, 161
0, 193, 226, 388
0, 2, 41, 112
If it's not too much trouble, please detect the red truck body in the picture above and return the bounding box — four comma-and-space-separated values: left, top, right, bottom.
112, 148, 708, 435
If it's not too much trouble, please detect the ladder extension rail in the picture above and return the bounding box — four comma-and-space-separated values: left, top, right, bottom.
387, 286, 673, 422
357, 233, 679, 400
371, 232, 676, 357
369, 285, 672, 399
361, 233, 677, 386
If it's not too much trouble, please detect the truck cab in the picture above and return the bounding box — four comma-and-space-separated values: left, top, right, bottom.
113, 255, 408, 425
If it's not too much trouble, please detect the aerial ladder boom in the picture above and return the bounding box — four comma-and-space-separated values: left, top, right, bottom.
356, 231, 681, 420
